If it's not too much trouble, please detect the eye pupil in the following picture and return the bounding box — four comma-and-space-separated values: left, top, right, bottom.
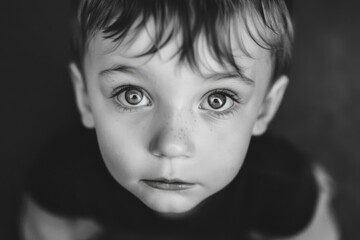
208, 93, 226, 109
125, 89, 143, 105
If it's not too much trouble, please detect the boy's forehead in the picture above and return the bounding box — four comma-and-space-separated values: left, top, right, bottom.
85, 18, 271, 77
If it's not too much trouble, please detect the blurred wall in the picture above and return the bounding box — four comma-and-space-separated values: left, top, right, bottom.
0, 0, 359, 239
271, 1, 360, 239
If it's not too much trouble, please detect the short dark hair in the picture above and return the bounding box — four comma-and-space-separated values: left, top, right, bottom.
71, 0, 294, 82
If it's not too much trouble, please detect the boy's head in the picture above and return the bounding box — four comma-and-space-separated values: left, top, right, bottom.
70, 0, 293, 215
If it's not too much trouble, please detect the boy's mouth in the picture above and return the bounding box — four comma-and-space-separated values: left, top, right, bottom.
141, 178, 195, 191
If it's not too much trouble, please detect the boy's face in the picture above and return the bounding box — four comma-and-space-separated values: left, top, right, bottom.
71, 23, 287, 215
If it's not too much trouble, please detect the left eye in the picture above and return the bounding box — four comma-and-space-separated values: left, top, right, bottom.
199, 90, 236, 111
114, 86, 151, 108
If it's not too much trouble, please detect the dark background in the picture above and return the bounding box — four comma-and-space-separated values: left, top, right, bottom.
0, 0, 359, 239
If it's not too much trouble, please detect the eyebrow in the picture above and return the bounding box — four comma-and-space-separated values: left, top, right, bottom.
99, 64, 137, 77
99, 64, 255, 86
204, 71, 255, 86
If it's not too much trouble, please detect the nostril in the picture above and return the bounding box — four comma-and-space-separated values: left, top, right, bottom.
150, 141, 190, 158
150, 148, 163, 158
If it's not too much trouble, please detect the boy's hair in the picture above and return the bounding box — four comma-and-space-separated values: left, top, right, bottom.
71, 0, 294, 82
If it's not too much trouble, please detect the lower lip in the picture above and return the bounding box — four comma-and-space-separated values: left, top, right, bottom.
142, 180, 195, 191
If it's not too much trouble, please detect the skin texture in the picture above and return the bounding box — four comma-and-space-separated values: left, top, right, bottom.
70, 21, 288, 215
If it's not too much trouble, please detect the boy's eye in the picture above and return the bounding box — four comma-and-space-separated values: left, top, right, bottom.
199, 90, 238, 112
113, 86, 151, 108
124, 89, 143, 105
207, 93, 227, 109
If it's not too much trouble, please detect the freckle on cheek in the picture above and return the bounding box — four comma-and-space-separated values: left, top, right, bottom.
178, 129, 184, 140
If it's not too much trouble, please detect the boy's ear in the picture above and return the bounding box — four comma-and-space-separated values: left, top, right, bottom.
252, 75, 289, 136
69, 62, 95, 128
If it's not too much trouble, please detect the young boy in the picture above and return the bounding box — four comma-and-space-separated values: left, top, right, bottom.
21, 0, 339, 239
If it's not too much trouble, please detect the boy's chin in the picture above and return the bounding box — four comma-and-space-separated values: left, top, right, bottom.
156, 209, 196, 219
152, 205, 199, 219
142, 196, 201, 218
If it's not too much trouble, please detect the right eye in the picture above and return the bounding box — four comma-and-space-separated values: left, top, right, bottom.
112, 85, 151, 110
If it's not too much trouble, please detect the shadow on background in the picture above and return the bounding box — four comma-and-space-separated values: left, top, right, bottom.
0, 0, 359, 239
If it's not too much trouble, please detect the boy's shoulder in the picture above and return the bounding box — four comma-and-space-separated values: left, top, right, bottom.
238, 134, 320, 237
24, 126, 115, 219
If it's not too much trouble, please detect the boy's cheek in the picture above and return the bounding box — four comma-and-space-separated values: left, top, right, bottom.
96, 127, 148, 182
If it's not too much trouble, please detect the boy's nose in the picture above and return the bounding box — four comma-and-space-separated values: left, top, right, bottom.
149, 114, 195, 159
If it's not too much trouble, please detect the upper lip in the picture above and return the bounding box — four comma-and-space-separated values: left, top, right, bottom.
143, 178, 194, 185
